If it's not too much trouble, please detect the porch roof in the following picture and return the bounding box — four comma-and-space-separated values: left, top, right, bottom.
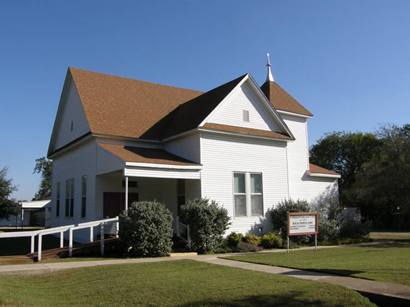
99, 143, 200, 167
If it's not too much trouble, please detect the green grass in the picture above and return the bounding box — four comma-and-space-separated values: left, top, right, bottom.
226, 243, 410, 286
369, 231, 410, 241
0, 260, 373, 306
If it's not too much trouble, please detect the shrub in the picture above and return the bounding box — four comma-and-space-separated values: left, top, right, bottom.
260, 232, 283, 249
226, 232, 242, 248
317, 218, 340, 242
238, 241, 262, 252
267, 199, 310, 239
119, 201, 173, 257
180, 198, 230, 254
242, 234, 261, 246
340, 220, 371, 238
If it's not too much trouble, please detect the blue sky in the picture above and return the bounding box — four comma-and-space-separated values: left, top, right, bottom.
1, 0, 409, 200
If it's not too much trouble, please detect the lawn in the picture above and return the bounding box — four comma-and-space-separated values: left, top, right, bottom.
369, 232, 410, 241
0, 260, 373, 306
226, 243, 410, 286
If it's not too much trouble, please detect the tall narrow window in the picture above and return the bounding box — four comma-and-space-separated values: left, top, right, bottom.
233, 172, 263, 217
56, 182, 60, 217
233, 173, 247, 217
250, 173, 263, 216
81, 176, 87, 218
65, 179, 74, 217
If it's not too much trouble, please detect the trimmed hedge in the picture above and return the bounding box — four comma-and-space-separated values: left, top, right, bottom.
260, 232, 282, 249
119, 201, 173, 257
180, 198, 230, 253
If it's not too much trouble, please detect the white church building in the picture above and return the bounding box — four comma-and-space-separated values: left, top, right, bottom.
47, 58, 339, 236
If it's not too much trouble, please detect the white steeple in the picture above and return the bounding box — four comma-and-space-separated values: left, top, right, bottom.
266, 53, 275, 82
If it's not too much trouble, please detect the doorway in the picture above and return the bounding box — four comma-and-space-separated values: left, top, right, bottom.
103, 192, 139, 218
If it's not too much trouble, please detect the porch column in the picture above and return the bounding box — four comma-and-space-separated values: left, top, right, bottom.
125, 176, 129, 213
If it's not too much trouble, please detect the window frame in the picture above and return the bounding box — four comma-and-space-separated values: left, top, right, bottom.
65, 178, 75, 218
81, 175, 87, 218
250, 172, 264, 216
56, 182, 60, 217
232, 172, 264, 218
233, 172, 248, 217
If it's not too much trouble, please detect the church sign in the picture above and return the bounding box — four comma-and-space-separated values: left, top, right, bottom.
287, 212, 319, 251
288, 212, 318, 236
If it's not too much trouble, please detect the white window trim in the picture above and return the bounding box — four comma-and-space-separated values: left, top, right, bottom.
233, 172, 247, 217
250, 172, 263, 217
233, 172, 264, 218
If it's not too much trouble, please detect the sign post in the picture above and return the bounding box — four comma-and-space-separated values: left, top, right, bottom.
287, 212, 319, 252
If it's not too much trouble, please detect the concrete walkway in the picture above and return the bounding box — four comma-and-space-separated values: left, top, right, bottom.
194, 256, 410, 301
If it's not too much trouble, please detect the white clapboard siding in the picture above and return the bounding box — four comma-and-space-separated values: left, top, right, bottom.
199, 133, 289, 234
164, 133, 201, 163
205, 81, 281, 132
281, 114, 310, 200
50, 140, 98, 240
54, 81, 90, 150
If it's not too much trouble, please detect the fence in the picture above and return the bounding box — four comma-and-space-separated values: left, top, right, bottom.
0, 217, 119, 261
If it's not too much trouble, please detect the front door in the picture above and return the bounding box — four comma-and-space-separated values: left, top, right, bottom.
103, 192, 139, 218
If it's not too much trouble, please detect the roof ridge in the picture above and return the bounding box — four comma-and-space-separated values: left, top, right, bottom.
69, 66, 203, 95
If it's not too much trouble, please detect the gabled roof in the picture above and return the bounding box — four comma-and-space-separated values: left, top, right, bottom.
49, 68, 295, 156
99, 143, 199, 166
140, 74, 246, 140
261, 81, 313, 117
69, 67, 202, 140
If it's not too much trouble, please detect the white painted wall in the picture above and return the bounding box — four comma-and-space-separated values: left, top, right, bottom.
281, 114, 310, 200
54, 81, 90, 150
50, 140, 98, 241
205, 81, 281, 132
164, 133, 201, 163
301, 176, 338, 203
199, 132, 289, 234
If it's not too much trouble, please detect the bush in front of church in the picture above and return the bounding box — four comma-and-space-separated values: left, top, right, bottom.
180, 198, 230, 254
119, 201, 173, 257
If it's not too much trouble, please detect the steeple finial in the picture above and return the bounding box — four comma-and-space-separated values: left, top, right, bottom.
266, 53, 274, 82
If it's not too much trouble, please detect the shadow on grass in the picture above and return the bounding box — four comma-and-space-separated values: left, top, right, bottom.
281, 268, 365, 278
0, 236, 63, 256
179, 291, 361, 307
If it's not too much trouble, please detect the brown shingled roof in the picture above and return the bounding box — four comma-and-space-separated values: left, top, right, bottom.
261, 81, 313, 117
141, 74, 246, 140
99, 143, 199, 166
309, 163, 339, 176
201, 123, 292, 140
70, 67, 202, 140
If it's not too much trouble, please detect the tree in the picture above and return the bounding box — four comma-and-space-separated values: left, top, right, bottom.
33, 157, 52, 200
0, 167, 19, 219
310, 131, 382, 204
350, 124, 410, 229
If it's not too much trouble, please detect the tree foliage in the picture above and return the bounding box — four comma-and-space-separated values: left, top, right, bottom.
0, 167, 19, 219
33, 157, 52, 200
119, 201, 173, 257
180, 198, 230, 254
310, 132, 382, 197
310, 124, 410, 230
349, 124, 410, 229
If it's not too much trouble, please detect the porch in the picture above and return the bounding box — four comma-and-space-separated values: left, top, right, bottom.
96, 143, 202, 219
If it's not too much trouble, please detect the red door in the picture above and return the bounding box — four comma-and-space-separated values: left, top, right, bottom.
103, 192, 139, 218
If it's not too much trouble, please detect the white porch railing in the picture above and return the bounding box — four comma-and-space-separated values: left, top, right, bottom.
0, 217, 119, 262
174, 216, 191, 249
